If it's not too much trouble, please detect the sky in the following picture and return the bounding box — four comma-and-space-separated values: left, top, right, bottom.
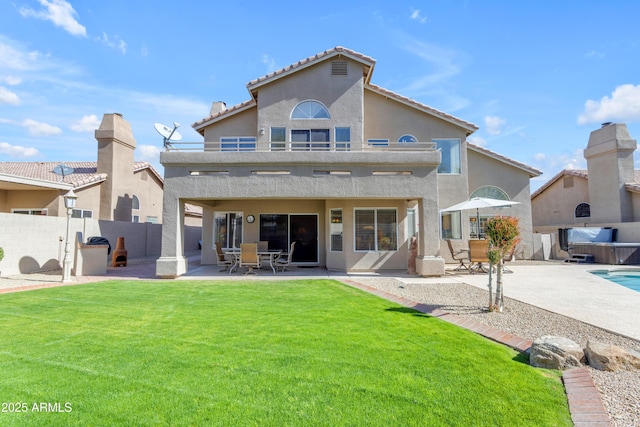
1, 0, 640, 192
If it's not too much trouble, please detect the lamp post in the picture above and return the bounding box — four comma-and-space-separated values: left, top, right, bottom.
62, 189, 78, 283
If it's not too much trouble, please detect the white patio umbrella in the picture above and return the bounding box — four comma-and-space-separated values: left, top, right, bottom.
440, 197, 520, 237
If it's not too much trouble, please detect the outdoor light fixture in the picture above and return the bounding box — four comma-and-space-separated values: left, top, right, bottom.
62, 189, 78, 283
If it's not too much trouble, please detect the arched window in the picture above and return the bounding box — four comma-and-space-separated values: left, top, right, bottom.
132, 195, 140, 210
291, 100, 330, 119
398, 134, 417, 143
470, 185, 510, 201
575, 202, 591, 218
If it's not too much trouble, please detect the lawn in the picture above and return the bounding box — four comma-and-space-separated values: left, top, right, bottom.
0, 279, 571, 426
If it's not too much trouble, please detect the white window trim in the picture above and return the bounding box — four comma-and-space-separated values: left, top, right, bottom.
291, 99, 330, 120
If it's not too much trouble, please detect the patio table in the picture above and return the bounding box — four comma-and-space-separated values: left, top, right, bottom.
224, 249, 282, 274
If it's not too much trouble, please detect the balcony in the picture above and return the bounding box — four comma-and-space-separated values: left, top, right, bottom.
163, 140, 437, 152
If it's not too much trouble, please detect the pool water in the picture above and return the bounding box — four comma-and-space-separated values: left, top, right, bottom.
590, 269, 640, 293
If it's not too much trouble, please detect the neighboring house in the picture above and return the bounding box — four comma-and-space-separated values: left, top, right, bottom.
532, 123, 640, 255
0, 113, 201, 226
156, 46, 540, 278
531, 123, 640, 264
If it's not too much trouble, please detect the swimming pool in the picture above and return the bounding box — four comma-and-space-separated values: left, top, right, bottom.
590, 268, 640, 293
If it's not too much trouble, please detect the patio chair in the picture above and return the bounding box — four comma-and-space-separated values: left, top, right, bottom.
215, 242, 234, 272
239, 243, 261, 275
274, 241, 296, 272
446, 239, 469, 271
469, 239, 491, 274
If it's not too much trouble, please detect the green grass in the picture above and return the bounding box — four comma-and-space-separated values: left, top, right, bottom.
0, 280, 571, 426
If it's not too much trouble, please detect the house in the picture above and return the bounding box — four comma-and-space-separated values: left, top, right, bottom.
532, 122, 640, 253
156, 47, 540, 278
0, 113, 201, 226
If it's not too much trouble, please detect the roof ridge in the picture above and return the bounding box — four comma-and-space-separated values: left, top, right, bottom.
246, 46, 376, 89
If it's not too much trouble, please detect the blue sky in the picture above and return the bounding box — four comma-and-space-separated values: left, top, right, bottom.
1, 1, 639, 192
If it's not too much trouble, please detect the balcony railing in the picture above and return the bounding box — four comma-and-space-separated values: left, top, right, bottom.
163, 140, 437, 152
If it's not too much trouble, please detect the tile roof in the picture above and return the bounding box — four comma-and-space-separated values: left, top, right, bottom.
0, 161, 161, 189
531, 168, 640, 198
467, 143, 542, 177
192, 99, 256, 133
192, 46, 477, 135
246, 46, 376, 90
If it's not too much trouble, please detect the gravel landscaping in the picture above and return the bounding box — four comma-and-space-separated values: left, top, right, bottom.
355, 277, 640, 427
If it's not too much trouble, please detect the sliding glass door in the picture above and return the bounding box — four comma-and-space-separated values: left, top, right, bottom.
259, 214, 318, 263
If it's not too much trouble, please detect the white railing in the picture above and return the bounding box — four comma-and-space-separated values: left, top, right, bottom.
164, 141, 436, 152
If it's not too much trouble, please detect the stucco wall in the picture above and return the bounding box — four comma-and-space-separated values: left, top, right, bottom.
531, 175, 590, 227
0, 212, 201, 277
203, 107, 258, 143
256, 58, 364, 144
465, 149, 535, 259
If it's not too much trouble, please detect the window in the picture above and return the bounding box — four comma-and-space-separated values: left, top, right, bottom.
575, 203, 591, 218
214, 212, 243, 249
407, 208, 416, 239
398, 134, 417, 143
270, 127, 286, 150
435, 138, 461, 174
291, 129, 330, 150
72, 209, 93, 219
335, 127, 351, 151
220, 137, 257, 151
146, 216, 158, 224
291, 100, 330, 119
12, 209, 47, 215
470, 186, 509, 200
355, 208, 397, 251
330, 209, 343, 252
367, 139, 389, 147
441, 211, 462, 239
132, 195, 140, 223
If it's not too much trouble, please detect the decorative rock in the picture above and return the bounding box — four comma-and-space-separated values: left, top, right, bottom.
585, 340, 640, 372
529, 336, 585, 370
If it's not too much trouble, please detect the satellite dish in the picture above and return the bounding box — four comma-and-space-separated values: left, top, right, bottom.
154, 122, 182, 150
53, 163, 74, 181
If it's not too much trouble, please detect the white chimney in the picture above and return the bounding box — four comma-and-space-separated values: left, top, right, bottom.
210, 101, 227, 115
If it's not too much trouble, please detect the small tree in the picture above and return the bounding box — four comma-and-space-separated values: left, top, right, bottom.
0, 247, 4, 262
484, 216, 521, 312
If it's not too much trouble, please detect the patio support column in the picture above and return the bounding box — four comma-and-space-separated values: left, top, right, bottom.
415, 197, 445, 276
156, 196, 188, 278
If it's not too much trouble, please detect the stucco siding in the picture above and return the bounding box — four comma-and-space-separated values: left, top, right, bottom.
532, 176, 589, 228
467, 149, 535, 259
363, 90, 467, 143
256, 59, 365, 144
203, 107, 258, 143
